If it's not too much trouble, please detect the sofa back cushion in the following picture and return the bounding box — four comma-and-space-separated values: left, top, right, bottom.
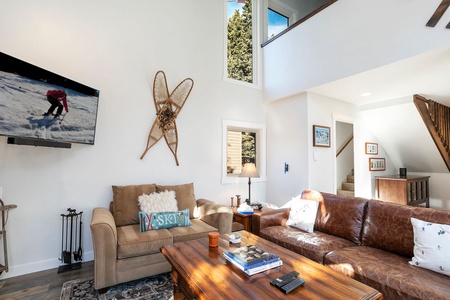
301, 190, 368, 244
156, 183, 196, 218
361, 200, 416, 257
112, 184, 157, 226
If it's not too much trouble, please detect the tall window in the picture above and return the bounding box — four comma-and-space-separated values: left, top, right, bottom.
227, 0, 253, 83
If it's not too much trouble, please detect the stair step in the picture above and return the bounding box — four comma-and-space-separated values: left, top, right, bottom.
342, 182, 354, 191
347, 175, 354, 183
337, 189, 355, 197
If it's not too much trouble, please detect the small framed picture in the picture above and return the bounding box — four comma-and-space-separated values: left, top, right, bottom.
369, 158, 385, 171
365, 142, 378, 155
313, 125, 331, 147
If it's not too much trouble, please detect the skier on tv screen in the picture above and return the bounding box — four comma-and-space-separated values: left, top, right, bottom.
44, 90, 69, 117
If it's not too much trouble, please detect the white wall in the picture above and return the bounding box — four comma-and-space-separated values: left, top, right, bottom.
354, 122, 396, 199
0, 0, 266, 278
263, 0, 450, 102
307, 93, 360, 193
266, 93, 308, 206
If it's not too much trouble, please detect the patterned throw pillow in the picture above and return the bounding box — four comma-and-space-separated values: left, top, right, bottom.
283, 196, 319, 233
139, 209, 192, 232
409, 217, 450, 276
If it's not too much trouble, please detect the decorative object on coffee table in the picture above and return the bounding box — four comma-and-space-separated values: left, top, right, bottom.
140, 70, 194, 165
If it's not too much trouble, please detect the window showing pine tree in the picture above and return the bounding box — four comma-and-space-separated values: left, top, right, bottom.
227, 0, 253, 83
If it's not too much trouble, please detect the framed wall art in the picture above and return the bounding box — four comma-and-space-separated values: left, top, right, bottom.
313, 125, 331, 147
365, 142, 378, 155
369, 158, 385, 171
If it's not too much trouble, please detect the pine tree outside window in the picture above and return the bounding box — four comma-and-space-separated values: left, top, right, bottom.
227, 0, 253, 84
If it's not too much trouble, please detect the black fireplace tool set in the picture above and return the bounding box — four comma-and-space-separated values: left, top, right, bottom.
58, 208, 83, 273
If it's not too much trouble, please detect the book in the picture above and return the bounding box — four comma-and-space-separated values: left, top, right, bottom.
224, 253, 283, 275
223, 245, 283, 275
224, 245, 279, 267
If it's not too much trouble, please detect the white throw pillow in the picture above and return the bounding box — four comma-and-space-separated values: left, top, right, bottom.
409, 217, 450, 276
285, 195, 319, 233
138, 190, 178, 213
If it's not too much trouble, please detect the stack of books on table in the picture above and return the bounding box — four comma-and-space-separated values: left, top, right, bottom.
223, 245, 282, 275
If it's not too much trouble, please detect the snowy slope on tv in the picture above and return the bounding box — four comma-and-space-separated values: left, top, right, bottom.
0, 71, 99, 144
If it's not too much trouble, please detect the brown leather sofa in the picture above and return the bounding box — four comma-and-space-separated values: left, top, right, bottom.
252, 189, 450, 300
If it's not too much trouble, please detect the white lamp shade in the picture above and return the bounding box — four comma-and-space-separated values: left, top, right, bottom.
240, 163, 259, 178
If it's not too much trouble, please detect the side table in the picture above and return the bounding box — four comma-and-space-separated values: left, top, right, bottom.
233, 208, 261, 232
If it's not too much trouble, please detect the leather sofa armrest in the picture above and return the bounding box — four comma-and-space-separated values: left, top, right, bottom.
90, 207, 118, 290
252, 208, 290, 236
196, 199, 233, 234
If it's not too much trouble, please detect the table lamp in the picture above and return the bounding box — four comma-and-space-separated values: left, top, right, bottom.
240, 162, 259, 203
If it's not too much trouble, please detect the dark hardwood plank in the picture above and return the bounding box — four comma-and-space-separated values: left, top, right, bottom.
0, 261, 94, 300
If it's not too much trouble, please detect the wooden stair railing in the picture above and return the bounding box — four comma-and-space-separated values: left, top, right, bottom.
414, 94, 450, 171
336, 135, 353, 158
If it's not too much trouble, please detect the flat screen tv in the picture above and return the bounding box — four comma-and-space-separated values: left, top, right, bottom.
0, 52, 100, 147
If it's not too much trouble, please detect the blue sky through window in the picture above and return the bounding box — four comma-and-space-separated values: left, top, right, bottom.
227, 2, 243, 19
227, 2, 288, 39
268, 9, 288, 38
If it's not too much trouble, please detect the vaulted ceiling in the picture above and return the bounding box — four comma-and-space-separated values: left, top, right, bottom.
309, 45, 450, 107
310, 45, 450, 173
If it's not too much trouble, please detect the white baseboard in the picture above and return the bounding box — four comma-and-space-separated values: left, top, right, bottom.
0, 251, 94, 279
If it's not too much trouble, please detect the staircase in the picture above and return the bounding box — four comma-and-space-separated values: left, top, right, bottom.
414, 94, 450, 172
337, 170, 354, 197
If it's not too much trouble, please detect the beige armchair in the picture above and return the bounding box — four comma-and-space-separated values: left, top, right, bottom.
90, 183, 233, 290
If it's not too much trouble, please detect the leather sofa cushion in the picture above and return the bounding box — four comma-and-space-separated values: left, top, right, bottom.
260, 226, 356, 264
117, 224, 173, 259
361, 200, 415, 257
157, 183, 196, 218
169, 219, 217, 243
301, 190, 368, 244
112, 184, 157, 226
325, 246, 450, 300
411, 205, 450, 225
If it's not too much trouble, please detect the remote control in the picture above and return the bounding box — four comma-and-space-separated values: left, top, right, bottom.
270, 271, 299, 288
280, 277, 305, 294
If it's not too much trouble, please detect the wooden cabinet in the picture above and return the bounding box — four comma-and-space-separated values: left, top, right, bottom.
375, 175, 430, 207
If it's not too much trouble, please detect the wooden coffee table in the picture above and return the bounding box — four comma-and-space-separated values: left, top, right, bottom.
161, 231, 382, 299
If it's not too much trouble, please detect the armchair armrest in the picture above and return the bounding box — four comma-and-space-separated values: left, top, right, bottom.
90, 207, 118, 290
252, 208, 290, 236
196, 199, 233, 234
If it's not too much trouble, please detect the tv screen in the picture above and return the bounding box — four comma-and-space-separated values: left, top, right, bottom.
0, 52, 99, 145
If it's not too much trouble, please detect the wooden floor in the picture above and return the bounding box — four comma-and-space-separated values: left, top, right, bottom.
0, 261, 94, 300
